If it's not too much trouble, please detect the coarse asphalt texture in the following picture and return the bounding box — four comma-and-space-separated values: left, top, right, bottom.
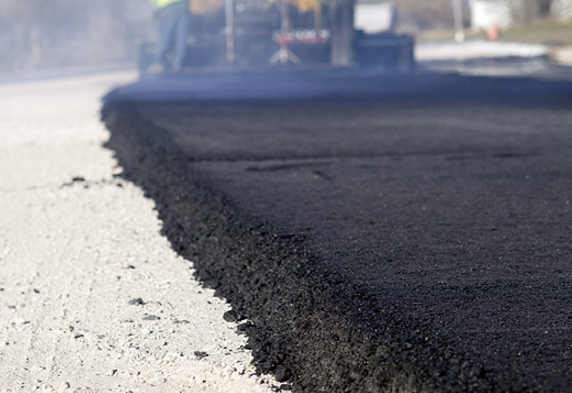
102, 69, 572, 393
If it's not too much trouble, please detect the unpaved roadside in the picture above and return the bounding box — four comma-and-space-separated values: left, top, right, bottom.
0, 73, 277, 393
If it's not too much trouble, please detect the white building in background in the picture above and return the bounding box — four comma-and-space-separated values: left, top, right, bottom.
470, 0, 513, 30
552, 0, 572, 20
354, 0, 396, 33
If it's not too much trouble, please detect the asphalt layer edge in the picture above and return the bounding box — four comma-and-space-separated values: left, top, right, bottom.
101, 101, 500, 393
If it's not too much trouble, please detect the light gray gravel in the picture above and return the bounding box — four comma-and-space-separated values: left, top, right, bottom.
0, 72, 277, 393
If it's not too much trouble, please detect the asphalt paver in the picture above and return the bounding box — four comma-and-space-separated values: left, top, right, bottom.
103, 71, 572, 393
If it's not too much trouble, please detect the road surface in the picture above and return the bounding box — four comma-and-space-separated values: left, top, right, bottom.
103, 69, 572, 393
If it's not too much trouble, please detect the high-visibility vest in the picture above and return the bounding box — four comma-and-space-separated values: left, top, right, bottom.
151, 0, 182, 8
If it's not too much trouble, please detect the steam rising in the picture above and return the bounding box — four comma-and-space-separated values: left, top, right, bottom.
1, 0, 567, 75
0, 0, 153, 73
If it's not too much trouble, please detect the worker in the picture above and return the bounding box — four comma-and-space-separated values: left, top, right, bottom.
151, 0, 190, 72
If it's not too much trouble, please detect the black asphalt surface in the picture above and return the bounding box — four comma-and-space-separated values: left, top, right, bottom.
102, 69, 572, 393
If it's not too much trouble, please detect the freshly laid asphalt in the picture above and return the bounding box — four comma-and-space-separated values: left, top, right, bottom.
102, 69, 572, 393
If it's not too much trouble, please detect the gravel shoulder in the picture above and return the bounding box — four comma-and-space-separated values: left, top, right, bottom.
0, 73, 277, 393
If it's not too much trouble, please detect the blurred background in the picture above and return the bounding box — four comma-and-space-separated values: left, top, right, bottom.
0, 0, 153, 73
396, 0, 569, 31
0, 0, 571, 74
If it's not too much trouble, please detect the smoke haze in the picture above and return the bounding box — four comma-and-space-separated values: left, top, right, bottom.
0, 0, 153, 73
1, 0, 567, 75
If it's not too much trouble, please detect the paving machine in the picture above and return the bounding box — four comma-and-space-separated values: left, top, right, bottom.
139, 0, 415, 74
